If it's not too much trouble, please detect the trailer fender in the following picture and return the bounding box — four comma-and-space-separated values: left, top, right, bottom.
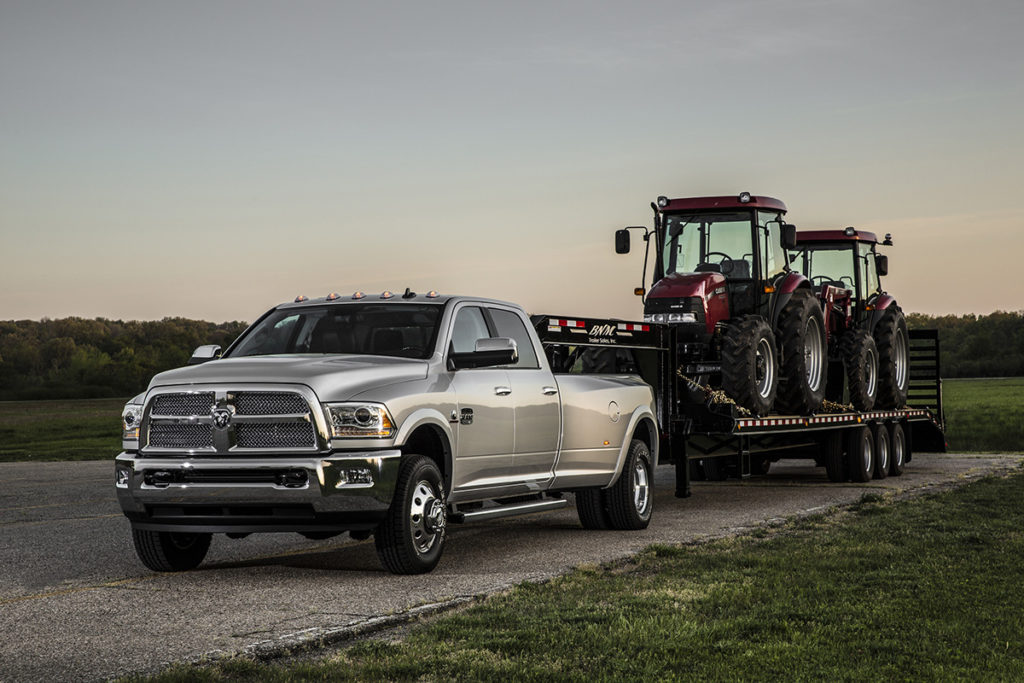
607, 407, 659, 487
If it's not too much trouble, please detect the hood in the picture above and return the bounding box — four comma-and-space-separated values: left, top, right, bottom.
149, 354, 429, 402
648, 271, 726, 300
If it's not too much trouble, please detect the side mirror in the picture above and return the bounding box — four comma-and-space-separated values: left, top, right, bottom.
614, 229, 631, 254
876, 254, 889, 277
188, 344, 222, 365
781, 223, 798, 250
450, 337, 518, 370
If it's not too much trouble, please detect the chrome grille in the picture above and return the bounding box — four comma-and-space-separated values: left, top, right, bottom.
151, 392, 214, 416
235, 423, 316, 449
233, 392, 309, 415
148, 423, 213, 449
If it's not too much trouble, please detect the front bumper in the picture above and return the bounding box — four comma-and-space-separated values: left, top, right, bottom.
114, 450, 400, 533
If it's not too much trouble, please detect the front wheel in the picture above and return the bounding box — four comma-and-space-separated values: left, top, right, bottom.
132, 529, 211, 572
374, 455, 447, 574
606, 439, 654, 530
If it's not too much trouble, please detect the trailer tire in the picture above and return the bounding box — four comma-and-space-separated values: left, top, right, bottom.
575, 489, 612, 529
701, 457, 729, 481
132, 529, 211, 572
752, 456, 771, 476
606, 439, 653, 530
775, 289, 827, 415
846, 426, 874, 483
841, 330, 878, 411
874, 307, 909, 409
822, 431, 846, 482
889, 422, 906, 476
374, 455, 446, 575
873, 424, 890, 480
721, 315, 778, 416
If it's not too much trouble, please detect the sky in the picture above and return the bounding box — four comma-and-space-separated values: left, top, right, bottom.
2, 0, 1022, 324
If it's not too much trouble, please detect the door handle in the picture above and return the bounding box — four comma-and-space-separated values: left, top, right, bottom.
542, 386, 558, 395
494, 386, 512, 396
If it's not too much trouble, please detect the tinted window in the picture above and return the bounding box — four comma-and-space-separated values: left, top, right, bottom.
450, 307, 490, 354
489, 308, 539, 369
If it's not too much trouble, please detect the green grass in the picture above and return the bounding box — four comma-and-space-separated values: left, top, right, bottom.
128, 469, 1024, 682
942, 377, 1024, 452
0, 397, 124, 462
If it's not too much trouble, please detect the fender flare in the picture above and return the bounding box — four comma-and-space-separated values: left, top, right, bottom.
607, 407, 659, 487
867, 294, 898, 334
393, 409, 455, 489
769, 273, 811, 330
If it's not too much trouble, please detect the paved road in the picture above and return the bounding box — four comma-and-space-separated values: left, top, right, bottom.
1, 453, 1021, 682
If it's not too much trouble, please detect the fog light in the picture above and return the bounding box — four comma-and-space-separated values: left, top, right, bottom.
116, 467, 130, 488
337, 468, 374, 487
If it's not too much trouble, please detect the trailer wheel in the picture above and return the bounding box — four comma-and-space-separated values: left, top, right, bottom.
374, 455, 446, 575
721, 315, 778, 416
822, 431, 846, 482
775, 289, 827, 415
873, 424, 890, 480
874, 307, 909, 409
751, 456, 771, 476
889, 422, 906, 476
846, 426, 874, 483
131, 528, 211, 572
841, 329, 878, 411
575, 489, 612, 529
701, 456, 729, 481
606, 439, 653, 530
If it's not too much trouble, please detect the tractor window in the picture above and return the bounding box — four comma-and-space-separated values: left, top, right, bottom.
859, 244, 881, 295
758, 211, 787, 280
662, 212, 753, 280
802, 246, 857, 292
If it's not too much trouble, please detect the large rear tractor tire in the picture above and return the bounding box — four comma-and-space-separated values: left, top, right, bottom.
846, 426, 875, 483
775, 289, 828, 415
874, 307, 909, 409
606, 440, 654, 530
721, 315, 778, 416
841, 329, 878, 411
132, 529, 211, 572
374, 455, 447, 574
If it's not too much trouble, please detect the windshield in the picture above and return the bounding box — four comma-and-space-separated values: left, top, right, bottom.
227, 303, 443, 359
792, 246, 857, 291
662, 212, 754, 279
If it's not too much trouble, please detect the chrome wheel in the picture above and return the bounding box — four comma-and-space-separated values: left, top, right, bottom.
862, 438, 872, 472
803, 317, 825, 392
755, 337, 775, 399
865, 344, 878, 399
409, 479, 445, 555
892, 428, 905, 468
877, 434, 890, 472
632, 458, 650, 516
894, 327, 908, 390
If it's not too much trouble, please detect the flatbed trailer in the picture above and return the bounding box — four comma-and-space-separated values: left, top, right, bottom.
533, 315, 946, 498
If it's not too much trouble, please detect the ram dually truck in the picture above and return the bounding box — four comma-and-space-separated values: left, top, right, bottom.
116, 291, 658, 574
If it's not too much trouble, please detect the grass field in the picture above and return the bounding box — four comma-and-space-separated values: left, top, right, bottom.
129, 469, 1024, 682
0, 397, 125, 462
0, 378, 1021, 461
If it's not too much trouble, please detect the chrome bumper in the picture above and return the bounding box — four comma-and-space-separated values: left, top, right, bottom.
114, 450, 400, 533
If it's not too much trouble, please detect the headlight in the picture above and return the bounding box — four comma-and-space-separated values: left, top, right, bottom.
122, 394, 144, 447
644, 312, 696, 324
324, 403, 396, 438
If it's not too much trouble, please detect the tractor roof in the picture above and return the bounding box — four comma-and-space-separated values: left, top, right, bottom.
796, 229, 880, 245
657, 194, 787, 213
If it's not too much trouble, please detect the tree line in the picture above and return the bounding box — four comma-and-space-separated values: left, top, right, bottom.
0, 311, 1020, 401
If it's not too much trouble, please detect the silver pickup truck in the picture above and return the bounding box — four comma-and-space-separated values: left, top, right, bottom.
115, 292, 658, 574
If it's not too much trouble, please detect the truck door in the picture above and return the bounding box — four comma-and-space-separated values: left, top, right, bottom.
486, 307, 561, 483
447, 305, 516, 491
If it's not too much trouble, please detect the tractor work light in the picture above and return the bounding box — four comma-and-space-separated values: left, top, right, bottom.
883, 233, 894, 246
657, 196, 669, 208
738, 192, 752, 203
844, 226, 857, 237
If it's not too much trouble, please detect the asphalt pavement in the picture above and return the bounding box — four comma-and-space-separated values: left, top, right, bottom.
1, 452, 1021, 682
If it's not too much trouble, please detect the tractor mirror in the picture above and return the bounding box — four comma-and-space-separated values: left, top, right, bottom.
876, 254, 889, 277
781, 223, 798, 250
614, 229, 631, 254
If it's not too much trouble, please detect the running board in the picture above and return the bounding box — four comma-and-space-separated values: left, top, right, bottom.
450, 498, 568, 524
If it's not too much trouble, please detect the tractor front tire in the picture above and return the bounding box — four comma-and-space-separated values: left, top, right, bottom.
775, 289, 827, 415
874, 307, 909, 409
721, 315, 778, 416
841, 329, 879, 411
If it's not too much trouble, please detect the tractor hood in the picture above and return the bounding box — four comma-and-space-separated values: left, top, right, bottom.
148, 355, 429, 402
648, 271, 727, 300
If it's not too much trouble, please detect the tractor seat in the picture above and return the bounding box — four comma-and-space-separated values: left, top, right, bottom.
721, 258, 750, 279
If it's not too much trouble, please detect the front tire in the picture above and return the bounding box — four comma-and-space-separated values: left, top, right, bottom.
132, 529, 211, 572
841, 329, 878, 411
874, 307, 909, 409
775, 289, 827, 415
374, 455, 446, 574
721, 315, 778, 416
606, 439, 653, 530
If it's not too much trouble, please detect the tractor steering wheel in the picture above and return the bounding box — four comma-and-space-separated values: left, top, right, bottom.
703, 251, 733, 274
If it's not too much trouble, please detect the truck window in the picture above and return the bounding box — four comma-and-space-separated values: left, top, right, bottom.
488, 308, 539, 369
450, 307, 490, 354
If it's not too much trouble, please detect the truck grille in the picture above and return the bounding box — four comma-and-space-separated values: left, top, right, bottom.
142, 389, 319, 454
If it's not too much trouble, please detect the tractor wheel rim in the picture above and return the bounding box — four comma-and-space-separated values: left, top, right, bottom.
804, 317, 824, 391
894, 328, 908, 390
409, 480, 443, 555
866, 344, 878, 398
633, 458, 650, 515
755, 337, 774, 399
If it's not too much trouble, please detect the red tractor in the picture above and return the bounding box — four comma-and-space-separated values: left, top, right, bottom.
615, 193, 827, 416
789, 227, 909, 410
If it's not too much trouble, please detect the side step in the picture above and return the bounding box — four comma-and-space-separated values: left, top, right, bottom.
450, 498, 568, 524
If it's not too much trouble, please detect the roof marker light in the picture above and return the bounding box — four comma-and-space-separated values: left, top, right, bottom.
326, 292, 340, 301
844, 226, 857, 237
426, 290, 439, 298
380, 290, 394, 299
656, 196, 669, 208
294, 295, 308, 303
738, 192, 752, 203
352, 291, 365, 300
